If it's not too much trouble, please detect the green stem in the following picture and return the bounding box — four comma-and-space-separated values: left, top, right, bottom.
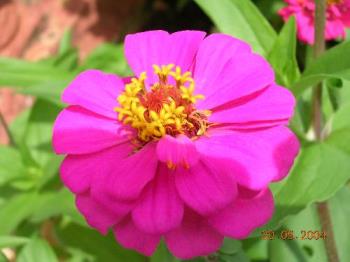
312, 0, 326, 140
317, 203, 339, 262
0, 110, 16, 147
313, 1, 340, 262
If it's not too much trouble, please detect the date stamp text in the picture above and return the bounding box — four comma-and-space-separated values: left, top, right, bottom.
261, 230, 327, 240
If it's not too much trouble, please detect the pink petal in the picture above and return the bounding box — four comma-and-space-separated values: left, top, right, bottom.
62, 70, 124, 119
195, 126, 300, 190
156, 134, 199, 168
132, 164, 184, 234
175, 157, 237, 215
208, 189, 274, 239
95, 142, 158, 200
295, 11, 315, 44
60, 156, 91, 194
60, 142, 133, 194
76, 193, 126, 235
194, 36, 274, 109
342, 5, 350, 27
325, 19, 346, 41
124, 30, 205, 85
114, 217, 160, 256
165, 209, 223, 259
192, 33, 267, 109
167, 31, 206, 72
53, 106, 131, 155
278, 1, 317, 44
212, 119, 289, 131
92, 193, 135, 219
209, 85, 295, 127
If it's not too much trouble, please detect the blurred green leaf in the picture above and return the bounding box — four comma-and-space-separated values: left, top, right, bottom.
19, 80, 68, 106
29, 189, 84, 225
329, 103, 350, 132
9, 109, 30, 145
219, 239, 249, 262
151, 241, 179, 262
17, 237, 58, 262
0, 146, 26, 186
66, 248, 94, 262
52, 48, 79, 71
0, 58, 73, 88
326, 78, 342, 111
242, 237, 268, 261
329, 186, 350, 262
37, 155, 63, 189
267, 17, 300, 87
49, 29, 79, 71
58, 29, 74, 55
0, 236, 29, 248
23, 100, 61, 166
292, 41, 350, 96
0, 252, 7, 262
0, 193, 39, 234
56, 223, 144, 262
194, 0, 277, 56
269, 186, 350, 262
268, 205, 326, 262
80, 43, 131, 75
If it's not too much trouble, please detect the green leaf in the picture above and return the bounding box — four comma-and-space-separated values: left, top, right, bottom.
329, 186, 350, 262
242, 237, 268, 261
264, 127, 350, 230
292, 41, 350, 96
0, 236, 29, 248
56, 223, 144, 262
17, 238, 58, 262
50, 30, 79, 71
23, 99, 61, 166
329, 103, 350, 132
151, 241, 179, 262
219, 239, 249, 262
0, 57, 72, 88
269, 186, 350, 262
52, 48, 79, 71
66, 248, 94, 262
19, 80, 69, 106
0, 251, 7, 262
194, 0, 276, 56
267, 17, 300, 87
268, 205, 326, 262
0, 146, 26, 186
29, 189, 84, 225
80, 43, 131, 75
9, 110, 31, 144
0, 193, 39, 234
220, 239, 242, 255
58, 29, 74, 55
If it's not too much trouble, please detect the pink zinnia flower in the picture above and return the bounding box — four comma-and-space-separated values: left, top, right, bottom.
53, 30, 299, 259
279, 0, 350, 44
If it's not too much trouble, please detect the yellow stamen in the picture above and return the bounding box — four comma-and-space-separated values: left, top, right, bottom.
115, 64, 210, 142
167, 161, 176, 170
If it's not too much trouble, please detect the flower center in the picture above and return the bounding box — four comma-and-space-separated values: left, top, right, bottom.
327, 0, 343, 5
115, 64, 210, 143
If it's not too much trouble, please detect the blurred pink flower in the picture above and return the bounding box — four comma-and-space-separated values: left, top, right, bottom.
279, 0, 350, 44
53, 30, 299, 259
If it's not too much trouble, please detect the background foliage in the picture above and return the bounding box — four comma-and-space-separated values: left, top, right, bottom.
1, 0, 350, 261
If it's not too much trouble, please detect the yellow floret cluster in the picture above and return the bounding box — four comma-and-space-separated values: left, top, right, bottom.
115, 64, 206, 142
